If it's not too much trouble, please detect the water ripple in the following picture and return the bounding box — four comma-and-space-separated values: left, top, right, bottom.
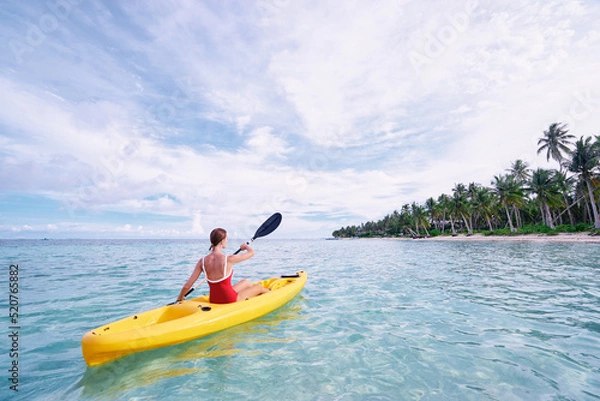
1, 239, 599, 400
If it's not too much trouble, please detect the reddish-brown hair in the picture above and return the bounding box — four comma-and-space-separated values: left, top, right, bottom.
209, 228, 227, 250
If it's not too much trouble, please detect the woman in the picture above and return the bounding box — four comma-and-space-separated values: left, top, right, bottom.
176, 228, 269, 304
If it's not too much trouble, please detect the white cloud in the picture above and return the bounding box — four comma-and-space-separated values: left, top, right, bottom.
266, 2, 414, 147
191, 211, 204, 235
1, 0, 600, 238
244, 126, 290, 159
12, 225, 33, 232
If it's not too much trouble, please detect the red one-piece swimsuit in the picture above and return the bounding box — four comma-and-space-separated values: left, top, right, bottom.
206, 255, 237, 304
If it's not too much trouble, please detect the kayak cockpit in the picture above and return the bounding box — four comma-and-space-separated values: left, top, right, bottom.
155, 302, 209, 324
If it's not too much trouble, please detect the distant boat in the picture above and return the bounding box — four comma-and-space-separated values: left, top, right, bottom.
325, 237, 340, 240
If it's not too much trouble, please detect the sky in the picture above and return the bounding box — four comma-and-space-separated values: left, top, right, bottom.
1, 0, 600, 239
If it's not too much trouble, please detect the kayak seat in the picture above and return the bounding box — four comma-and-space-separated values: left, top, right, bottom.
155, 302, 199, 324
269, 279, 290, 291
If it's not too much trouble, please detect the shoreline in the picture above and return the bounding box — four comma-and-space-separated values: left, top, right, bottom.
384, 232, 600, 243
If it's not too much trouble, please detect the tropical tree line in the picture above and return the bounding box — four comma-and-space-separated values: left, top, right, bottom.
332, 123, 600, 238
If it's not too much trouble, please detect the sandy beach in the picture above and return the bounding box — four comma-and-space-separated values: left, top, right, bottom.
403, 232, 600, 243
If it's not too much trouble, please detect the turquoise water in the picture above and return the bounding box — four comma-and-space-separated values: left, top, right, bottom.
1, 238, 599, 400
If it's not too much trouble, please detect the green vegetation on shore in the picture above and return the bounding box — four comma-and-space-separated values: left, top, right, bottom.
333, 123, 600, 238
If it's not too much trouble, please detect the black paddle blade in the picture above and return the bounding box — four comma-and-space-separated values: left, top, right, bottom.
253, 212, 282, 240
233, 212, 283, 255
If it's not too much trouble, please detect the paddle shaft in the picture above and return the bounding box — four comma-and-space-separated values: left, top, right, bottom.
233, 239, 253, 255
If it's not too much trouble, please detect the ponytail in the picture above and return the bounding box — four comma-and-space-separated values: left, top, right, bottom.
209, 228, 227, 251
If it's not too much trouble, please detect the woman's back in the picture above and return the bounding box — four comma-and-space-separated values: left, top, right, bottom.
203, 253, 230, 283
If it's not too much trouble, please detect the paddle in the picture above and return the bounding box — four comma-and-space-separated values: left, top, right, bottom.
176, 212, 283, 301
232, 212, 282, 254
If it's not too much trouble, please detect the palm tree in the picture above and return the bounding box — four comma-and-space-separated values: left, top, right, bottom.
573, 178, 593, 223
471, 186, 496, 231
425, 197, 438, 230
437, 194, 451, 234
553, 171, 576, 227
467, 182, 480, 230
451, 183, 473, 235
528, 168, 562, 229
411, 202, 430, 237
504, 163, 529, 228
383, 210, 399, 236
491, 174, 524, 232
537, 123, 575, 166
563, 136, 600, 229
400, 204, 413, 236
507, 159, 531, 184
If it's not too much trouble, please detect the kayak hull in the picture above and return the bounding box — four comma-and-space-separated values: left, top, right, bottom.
82, 270, 307, 366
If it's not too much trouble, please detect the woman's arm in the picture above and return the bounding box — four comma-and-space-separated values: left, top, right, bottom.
176, 258, 203, 302
227, 243, 255, 264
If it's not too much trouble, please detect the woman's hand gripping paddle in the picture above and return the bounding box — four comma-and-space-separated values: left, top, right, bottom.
232, 212, 282, 255
174, 213, 282, 303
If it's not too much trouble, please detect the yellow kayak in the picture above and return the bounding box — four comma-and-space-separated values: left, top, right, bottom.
82, 271, 307, 366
